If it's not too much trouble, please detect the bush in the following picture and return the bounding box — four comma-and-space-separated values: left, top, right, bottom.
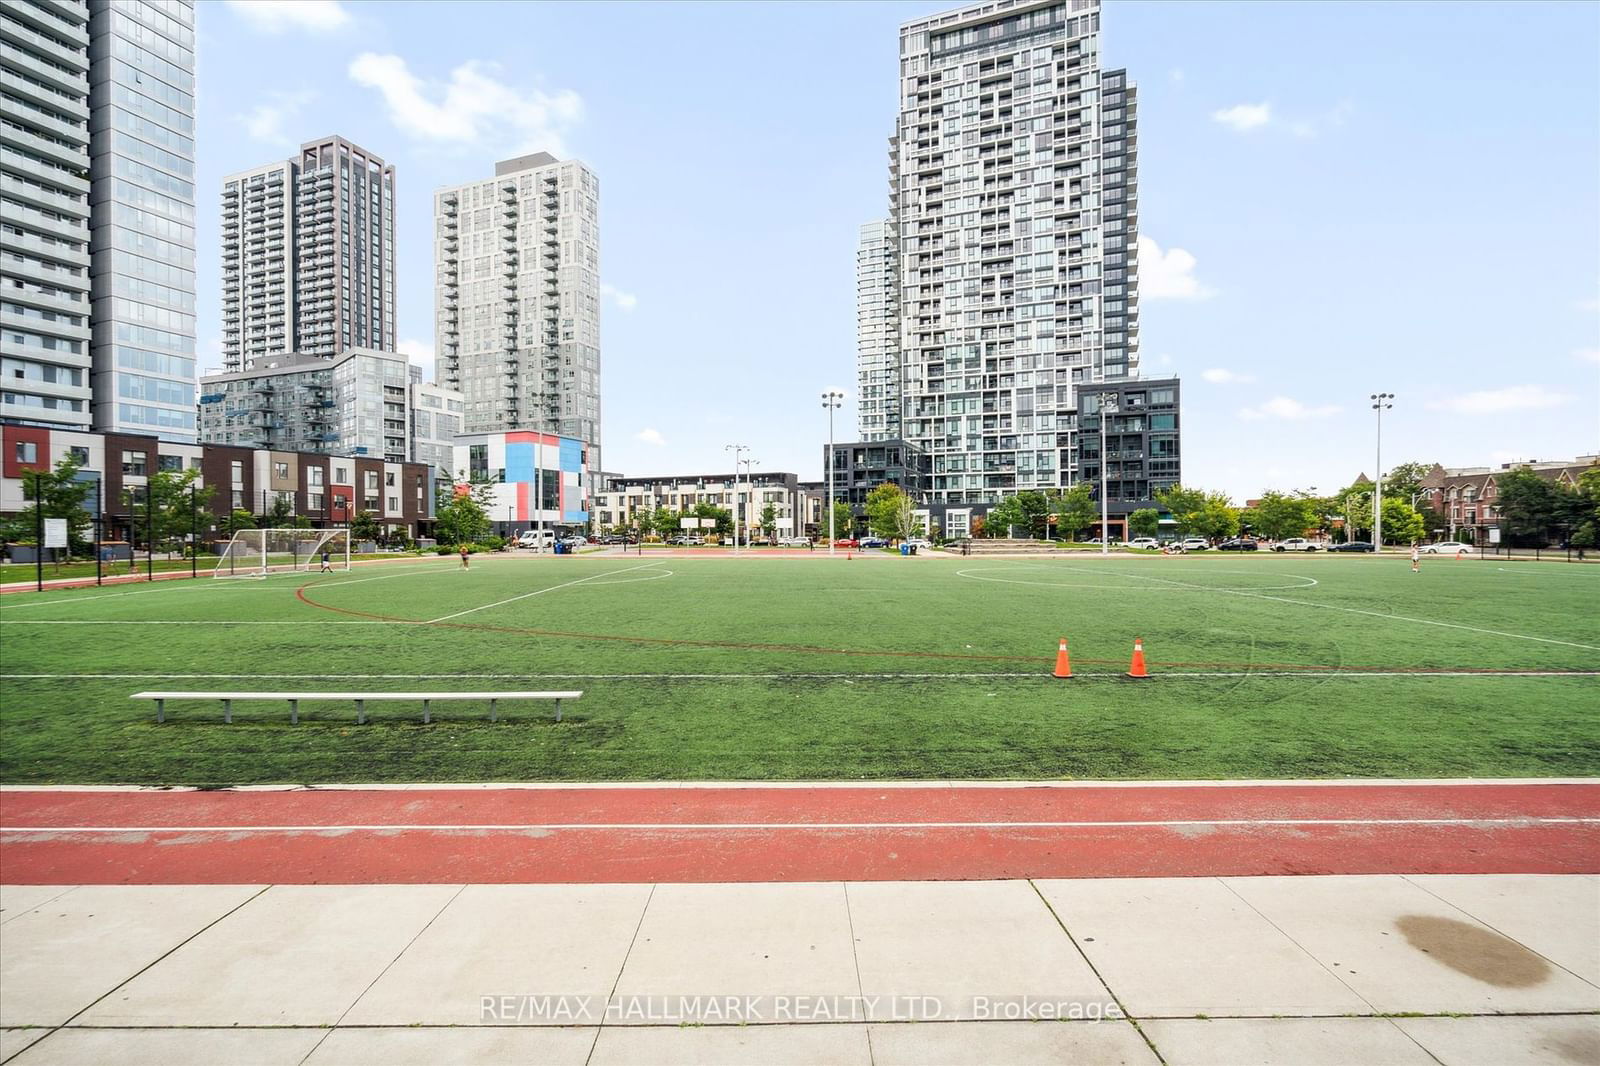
476, 535, 505, 552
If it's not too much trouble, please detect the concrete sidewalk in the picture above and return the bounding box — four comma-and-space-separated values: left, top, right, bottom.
2, 875, 1596, 1065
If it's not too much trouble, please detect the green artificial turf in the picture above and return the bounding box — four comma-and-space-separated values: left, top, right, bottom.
1, 552, 1596, 785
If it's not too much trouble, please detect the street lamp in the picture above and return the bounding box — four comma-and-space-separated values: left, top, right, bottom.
822, 390, 844, 556
1099, 394, 1119, 556
724, 444, 748, 554
742, 457, 760, 547
1371, 393, 1394, 550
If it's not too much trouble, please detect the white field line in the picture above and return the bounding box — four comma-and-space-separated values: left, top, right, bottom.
4, 671, 1597, 681
0, 559, 458, 612
1052, 565, 1600, 652
422, 562, 662, 624
6, 817, 1597, 834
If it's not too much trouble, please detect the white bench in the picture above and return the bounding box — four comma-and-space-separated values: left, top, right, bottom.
133, 690, 582, 725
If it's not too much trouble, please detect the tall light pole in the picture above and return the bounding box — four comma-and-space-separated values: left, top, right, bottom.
742, 457, 760, 547
1099, 394, 1119, 556
1371, 393, 1394, 551
822, 390, 843, 556
724, 444, 747, 554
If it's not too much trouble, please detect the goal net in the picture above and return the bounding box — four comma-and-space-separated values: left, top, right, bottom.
214, 528, 351, 578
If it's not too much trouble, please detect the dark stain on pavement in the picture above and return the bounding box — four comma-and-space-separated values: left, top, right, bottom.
1551, 1027, 1600, 1065
1394, 915, 1551, 988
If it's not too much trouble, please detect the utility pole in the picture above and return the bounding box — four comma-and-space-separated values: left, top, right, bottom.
822, 390, 843, 555
724, 444, 747, 554
1100, 395, 1120, 556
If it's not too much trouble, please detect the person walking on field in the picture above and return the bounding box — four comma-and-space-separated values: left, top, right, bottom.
1411, 543, 1420, 573
319, 548, 332, 573
460, 543, 470, 571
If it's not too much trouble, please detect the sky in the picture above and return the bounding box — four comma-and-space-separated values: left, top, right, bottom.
196, 0, 1600, 499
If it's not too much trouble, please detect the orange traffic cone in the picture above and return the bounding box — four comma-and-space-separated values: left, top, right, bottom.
1456, 550, 1463, 561
1053, 637, 1072, 678
1127, 637, 1148, 678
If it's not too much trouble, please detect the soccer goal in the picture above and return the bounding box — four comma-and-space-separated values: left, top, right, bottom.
214, 528, 351, 578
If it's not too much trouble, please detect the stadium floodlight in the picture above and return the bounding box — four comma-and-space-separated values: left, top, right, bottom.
725, 444, 748, 554
1099, 394, 1119, 556
1371, 393, 1395, 550
822, 390, 844, 555
214, 528, 351, 578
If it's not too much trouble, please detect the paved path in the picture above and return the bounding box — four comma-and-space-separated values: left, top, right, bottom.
3, 781, 1596, 884
1, 874, 1596, 1064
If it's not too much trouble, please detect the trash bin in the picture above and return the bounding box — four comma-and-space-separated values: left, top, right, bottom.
553, 542, 566, 555
900, 544, 910, 556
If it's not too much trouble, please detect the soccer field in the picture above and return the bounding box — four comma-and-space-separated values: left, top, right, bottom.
1, 551, 1597, 785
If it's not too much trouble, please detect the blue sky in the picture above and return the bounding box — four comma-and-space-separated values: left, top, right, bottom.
200, 0, 1600, 498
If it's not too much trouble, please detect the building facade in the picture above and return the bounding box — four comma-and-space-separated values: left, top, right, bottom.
823, 438, 931, 506
434, 152, 601, 457
856, 219, 900, 441
452, 430, 591, 535
2, 0, 93, 431
220, 135, 395, 370
410, 378, 462, 480
592, 471, 806, 537
885, 0, 1140, 503
1074, 376, 1179, 517
197, 346, 411, 463
1418, 457, 1599, 545
87, 0, 196, 442
2, 423, 434, 541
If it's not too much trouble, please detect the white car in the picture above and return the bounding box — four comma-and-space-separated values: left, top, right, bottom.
1179, 537, 1210, 551
777, 536, 810, 547
905, 538, 933, 550
1421, 541, 1474, 554
1127, 537, 1159, 550
516, 530, 554, 549
1273, 538, 1321, 552
559, 535, 587, 549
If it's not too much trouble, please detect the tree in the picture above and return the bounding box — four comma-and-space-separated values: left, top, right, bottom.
1334, 483, 1374, 541
350, 510, 380, 543
1015, 491, 1051, 538
865, 483, 908, 538
1382, 461, 1434, 504
829, 501, 854, 540
983, 495, 1029, 538
265, 492, 295, 526
434, 486, 490, 546
219, 509, 257, 539
1128, 508, 1160, 539
1496, 467, 1564, 546
759, 502, 778, 541
1154, 485, 1208, 537
1250, 491, 1317, 541
1191, 495, 1241, 541
1380, 497, 1426, 544
2, 457, 95, 556
126, 468, 213, 554
1054, 483, 1097, 542
894, 492, 925, 542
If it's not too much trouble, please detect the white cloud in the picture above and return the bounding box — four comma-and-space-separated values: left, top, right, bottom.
1201, 368, 1256, 384
635, 428, 665, 447
348, 53, 582, 154
1575, 347, 1600, 365
226, 0, 350, 33
1138, 236, 1215, 301
1239, 396, 1342, 421
238, 91, 314, 149
600, 283, 637, 312
1212, 102, 1272, 132
397, 337, 434, 381
1426, 385, 1570, 415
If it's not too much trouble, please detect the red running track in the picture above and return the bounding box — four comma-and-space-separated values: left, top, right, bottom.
2, 782, 1595, 885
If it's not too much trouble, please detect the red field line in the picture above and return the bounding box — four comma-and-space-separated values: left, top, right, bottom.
3, 783, 1594, 885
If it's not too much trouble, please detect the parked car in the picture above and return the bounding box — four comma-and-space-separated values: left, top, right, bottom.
905, 538, 933, 550
859, 536, 889, 548
1179, 537, 1210, 551
1127, 537, 1160, 550
1218, 538, 1259, 552
1422, 541, 1474, 554
1273, 538, 1321, 552
834, 538, 860, 549
559, 535, 587, 549
516, 530, 554, 549
1328, 540, 1374, 552
777, 536, 810, 547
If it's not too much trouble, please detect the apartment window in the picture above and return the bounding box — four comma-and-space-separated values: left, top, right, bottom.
388, 495, 398, 511
122, 450, 147, 476
231, 460, 243, 486
14, 441, 37, 464
274, 462, 289, 479
385, 471, 395, 487
68, 446, 89, 466
365, 471, 378, 491
158, 455, 183, 472
308, 467, 325, 487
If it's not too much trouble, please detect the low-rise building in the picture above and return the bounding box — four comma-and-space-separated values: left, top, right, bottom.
1418, 457, 1598, 545
593, 471, 805, 537
2, 425, 434, 545
198, 348, 412, 463
453, 430, 591, 536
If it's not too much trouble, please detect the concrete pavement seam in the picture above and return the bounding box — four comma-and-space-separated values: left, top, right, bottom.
584, 882, 657, 1066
